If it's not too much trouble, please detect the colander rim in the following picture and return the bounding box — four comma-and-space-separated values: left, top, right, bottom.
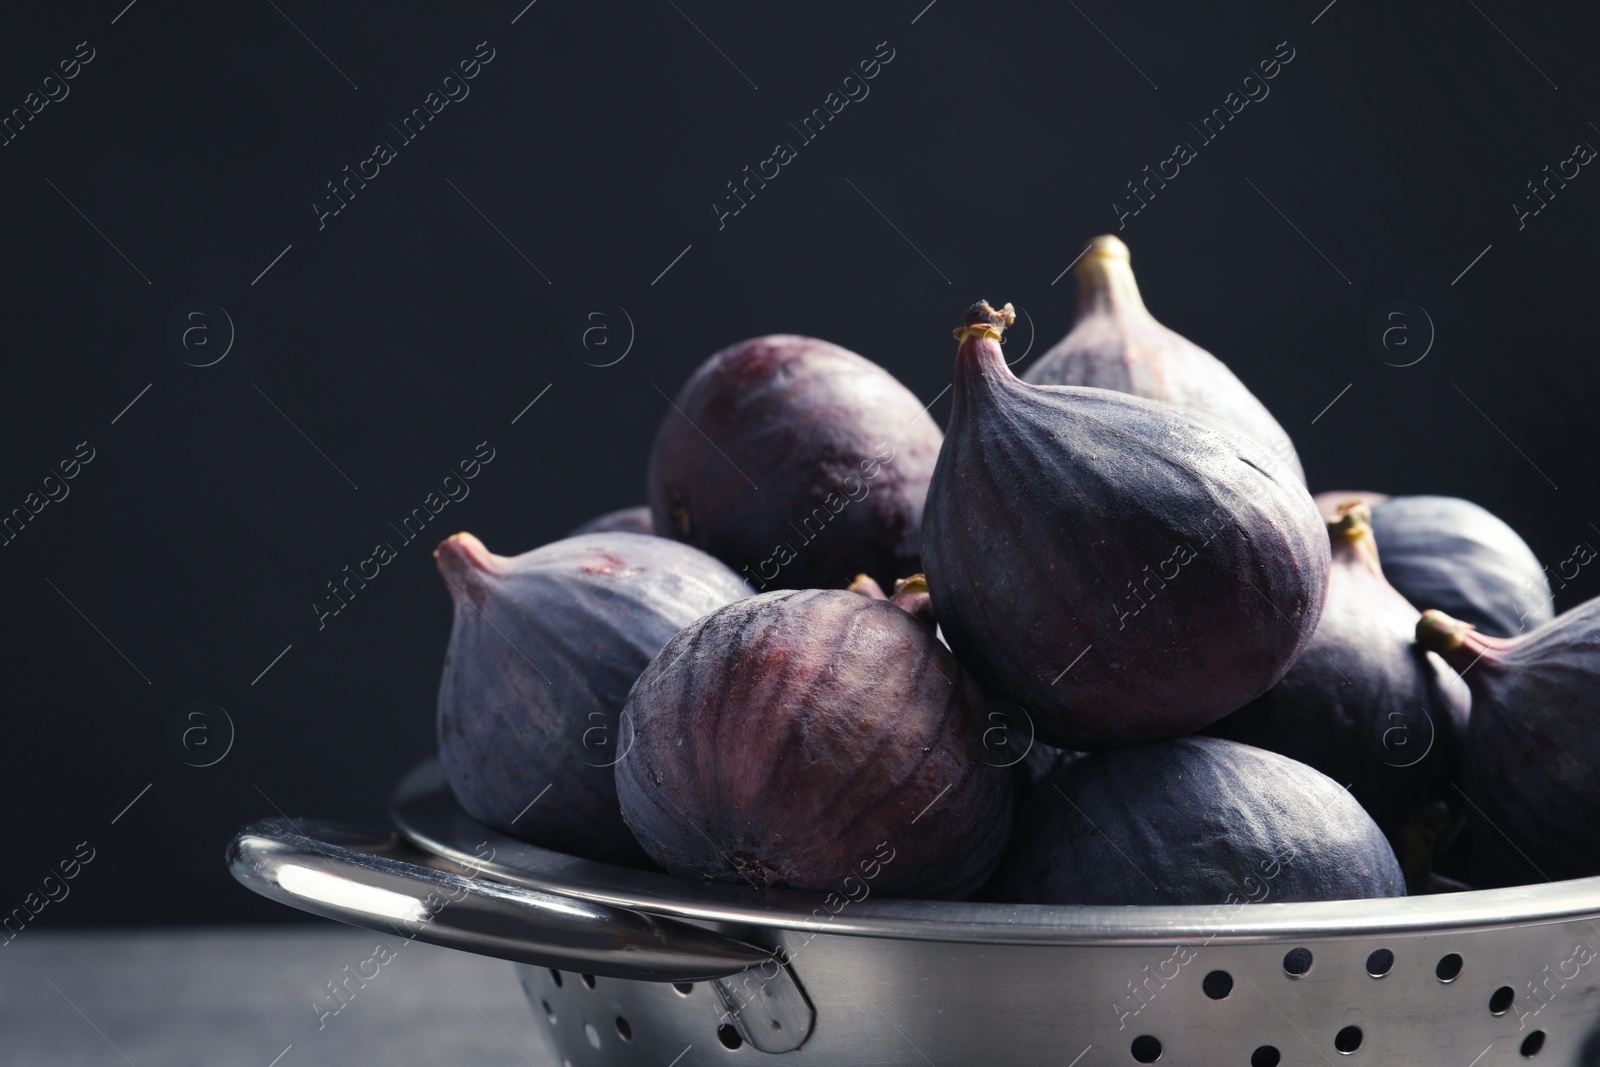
393, 759, 1600, 946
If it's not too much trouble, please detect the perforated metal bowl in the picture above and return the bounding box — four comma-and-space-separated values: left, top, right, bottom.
228, 760, 1600, 1066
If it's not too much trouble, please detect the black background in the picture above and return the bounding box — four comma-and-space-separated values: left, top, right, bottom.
2, 0, 1596, 925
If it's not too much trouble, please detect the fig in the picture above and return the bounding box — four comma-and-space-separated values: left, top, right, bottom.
615, 589, 1013, 898
994, 736, 1406, 905
1416, 604, 1600, 884
922, 301, 1329, 749
1206, 503, 1470, 848
648, 334, 943, 591
569, 505, 654, 537
1369, 495, 1553, 636
1024, 235, 1305, 484
435, 531, 750, 865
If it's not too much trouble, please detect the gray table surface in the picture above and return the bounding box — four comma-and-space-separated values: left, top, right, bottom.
0, 925, 566, 1066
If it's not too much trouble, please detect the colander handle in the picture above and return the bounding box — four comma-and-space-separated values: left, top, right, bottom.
226, 817, 775, 983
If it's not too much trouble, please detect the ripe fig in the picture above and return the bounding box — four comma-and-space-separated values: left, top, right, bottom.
922, 301, 1329, 749
1417, 604, 1600, 884
648, 335, 943, 592
1024, 235, 1305, 484
1369, 495, 1553, 636
994, 737, 1405, 905
615, 589, 1013, 898
1206, 503, 1470, 850
435, 531, 750, 865
569, 505, 654, 537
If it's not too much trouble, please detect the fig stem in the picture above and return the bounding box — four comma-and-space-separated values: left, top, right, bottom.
1415, 607, 1511, 678
892, 574, 929, 597
849, 573, 889, 600
1415, 608, 1475, 654
1076, 234, 1146, 318
1327, 502, 1383, 575
435, 531, 499, 576
888, 573, 935, 627
953, 300, 1015, 343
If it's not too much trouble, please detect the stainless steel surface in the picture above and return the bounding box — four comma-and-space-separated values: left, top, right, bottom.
232, 760, 1600, 1065
707, 954, 813, 1053
516, 925, 1600, 1067
226, 818, 775, 982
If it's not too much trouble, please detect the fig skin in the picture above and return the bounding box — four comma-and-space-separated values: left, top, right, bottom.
569, 505, 654, 537
615, 589, 1013, 898
1013, 739, 1080, 804
994, 736, 1406, 905
1369, 495, 1553, 637
922, 301, 1330, 750
435, 531, 751, 865
1417, 604, 1600, 885
1024, 235, 1305, 485
1206, 503, 1470, 850
647, 335, 943, 591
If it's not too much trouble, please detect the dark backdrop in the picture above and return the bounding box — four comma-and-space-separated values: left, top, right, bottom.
3, 0, 1597, 925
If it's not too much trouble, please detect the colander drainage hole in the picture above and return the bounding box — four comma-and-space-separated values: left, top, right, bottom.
1251, 1047, 1281, 1067
584, 1022, 601, 1049
673, 982, 695, 996
1283, 947, 1314, 977
1490, 986, 1515, 1015
1131, 1034, 1162, 1062
1203, 970, 1233, 999
549, 969, 563, 987
615, 1016, 633, 1041
580, 973, 597, 990
717, 1023, 743, 1050
1436, 953, 1464, 983
1334, 1025, 1362, 1054
1521, 1031, 1545, 1057
1365, 948, 1394, 977
541, 1000, 556, 1024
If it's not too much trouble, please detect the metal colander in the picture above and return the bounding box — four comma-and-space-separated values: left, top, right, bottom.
228, 761, 1600, 1066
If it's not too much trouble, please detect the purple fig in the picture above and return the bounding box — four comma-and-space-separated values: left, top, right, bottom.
569, 505, 654, 537
1370, 495, 1553, 637
1206, 503, 1470, 853
1417, 604, 1600, 884
435, 531, 750, 865
1024, 235, 1305, 484
994, 737, 1405, 905
647, 335, 943, 592
615, 589, 1013, 898
922, 301, 1329, 749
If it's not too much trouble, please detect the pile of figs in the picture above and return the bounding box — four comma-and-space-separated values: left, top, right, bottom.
430, 236, 1595, 905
